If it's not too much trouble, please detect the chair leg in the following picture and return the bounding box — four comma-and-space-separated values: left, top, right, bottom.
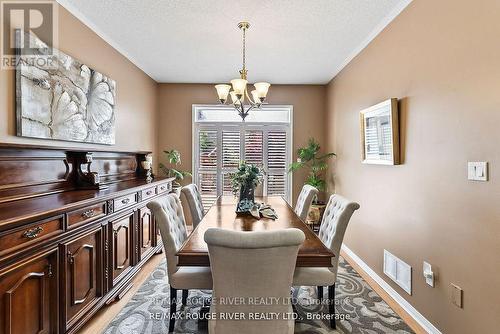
317, 286, 324, 302
328, 284, 336, 329
182, 289, 188, 306
169, 287, 177, 333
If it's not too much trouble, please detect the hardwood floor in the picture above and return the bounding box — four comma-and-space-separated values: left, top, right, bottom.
340, 249, 427, 334
78, 248, 424, 334
77, 253, 165, 334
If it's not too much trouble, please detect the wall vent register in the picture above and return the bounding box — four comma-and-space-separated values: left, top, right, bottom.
383, 249, 412, 295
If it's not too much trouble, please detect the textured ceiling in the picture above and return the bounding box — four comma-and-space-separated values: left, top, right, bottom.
57, 0, 411, 84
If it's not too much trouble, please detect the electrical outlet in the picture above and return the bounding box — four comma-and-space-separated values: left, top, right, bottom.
451, 283, 463, 308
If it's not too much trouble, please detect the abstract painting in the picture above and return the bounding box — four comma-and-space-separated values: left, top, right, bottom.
15, 30, 116, 144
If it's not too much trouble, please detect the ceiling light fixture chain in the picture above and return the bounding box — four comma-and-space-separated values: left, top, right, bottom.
214, 22, 270, 121
240, 21, 247, 78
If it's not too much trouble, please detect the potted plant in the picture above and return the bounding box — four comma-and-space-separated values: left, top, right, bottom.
159, 149, 192, 193
288, 138, 335, 229
230, 161, 264, 210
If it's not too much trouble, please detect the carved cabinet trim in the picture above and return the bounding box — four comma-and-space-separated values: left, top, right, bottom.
0, 143, 173, 334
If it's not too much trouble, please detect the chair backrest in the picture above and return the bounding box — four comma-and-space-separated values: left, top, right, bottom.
181, 184, 205, 228
147, 194, 188, 278
204, 228, 305, 334
294, 184, 319, 222
319, 194, 360, 271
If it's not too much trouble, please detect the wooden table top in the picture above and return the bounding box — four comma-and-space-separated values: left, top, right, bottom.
177, 196, 334, 267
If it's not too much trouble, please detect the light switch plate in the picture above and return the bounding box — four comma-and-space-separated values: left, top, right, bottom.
423, 261, 434, 287
451, 283, 463, 308
468, 162, 488, 181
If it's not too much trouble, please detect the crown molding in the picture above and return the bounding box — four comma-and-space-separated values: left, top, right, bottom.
327, 0, 413, 83
55, 0, 156, 81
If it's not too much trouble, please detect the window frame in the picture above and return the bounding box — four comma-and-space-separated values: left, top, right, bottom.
192, 104, 293, 203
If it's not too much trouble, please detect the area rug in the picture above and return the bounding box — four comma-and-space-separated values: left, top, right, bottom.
104, 257, 414, 334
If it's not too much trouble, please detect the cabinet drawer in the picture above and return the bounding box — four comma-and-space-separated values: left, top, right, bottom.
157, 182, 171, 195
141, 186, 156, 201
0, 216, 63, 255
67, 202, 106, 228
114, 193, 138, 212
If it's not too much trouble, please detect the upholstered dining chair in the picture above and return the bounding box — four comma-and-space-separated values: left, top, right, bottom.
147, 194, 213, 333
294, 184, 319, 222
204, 228, 306, 334
293, 194, 360, 329
181, 183, 205, 228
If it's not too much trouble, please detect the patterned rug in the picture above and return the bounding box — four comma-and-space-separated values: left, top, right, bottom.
104, 257, 414, 334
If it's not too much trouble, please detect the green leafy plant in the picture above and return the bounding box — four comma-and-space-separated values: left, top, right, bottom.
159, 149, 192, 187
288, 138, 336, 191
230, 161, 264, 195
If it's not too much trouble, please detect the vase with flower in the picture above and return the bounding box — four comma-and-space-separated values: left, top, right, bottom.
230, 161, 264, 212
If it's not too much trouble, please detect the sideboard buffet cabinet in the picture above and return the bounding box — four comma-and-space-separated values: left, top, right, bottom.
0, 144, 173, 334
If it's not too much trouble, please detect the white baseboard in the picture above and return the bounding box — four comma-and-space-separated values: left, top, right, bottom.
341, 244, 442, 334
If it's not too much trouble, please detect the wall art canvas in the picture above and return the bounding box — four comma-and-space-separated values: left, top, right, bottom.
15, 30, 116, 144
360, 98, 400, 165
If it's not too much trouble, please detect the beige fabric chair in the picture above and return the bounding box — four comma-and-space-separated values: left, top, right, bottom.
205, 228, 305, 334
294, 184, 319, 222
181, 183, 205, 228
147, 194, 212, 333
293, 194, 360, 329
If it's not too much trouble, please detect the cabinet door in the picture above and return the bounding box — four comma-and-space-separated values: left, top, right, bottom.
63, 227, 103, 328
0, 249, 58, 334
138, 206, 154, 260
110, 211, 134, 283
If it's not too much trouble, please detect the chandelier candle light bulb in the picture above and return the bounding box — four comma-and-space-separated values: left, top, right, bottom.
214, 21, 271, 120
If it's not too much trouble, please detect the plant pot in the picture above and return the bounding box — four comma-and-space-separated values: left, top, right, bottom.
239, 185, 255, 203
308, 203, 327, 233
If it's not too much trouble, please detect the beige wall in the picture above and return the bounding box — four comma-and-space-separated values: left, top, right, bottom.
325, 0, 500, 333
157, 84, 327, 204
0, 3, 158, 156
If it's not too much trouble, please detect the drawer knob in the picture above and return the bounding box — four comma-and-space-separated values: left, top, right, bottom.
81, 209, 95, 219
122, 198, 131, 204
22, 226, 44, 239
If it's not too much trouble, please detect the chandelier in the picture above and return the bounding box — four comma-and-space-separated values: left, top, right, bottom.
214, 22, 271, 121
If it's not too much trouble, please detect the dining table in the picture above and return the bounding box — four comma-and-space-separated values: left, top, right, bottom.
177, 196, 334, 267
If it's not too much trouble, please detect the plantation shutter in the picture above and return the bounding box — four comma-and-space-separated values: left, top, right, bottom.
222, 130, 240, 168
266, 130, 288, 196
198, 130, 218, 209
244, 130, 263, 165
193, 105, 292, 207
198, 130, 218, 169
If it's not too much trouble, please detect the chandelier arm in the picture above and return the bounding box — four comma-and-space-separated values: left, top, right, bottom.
244, 87, 257, 107
244, 104, 255, 117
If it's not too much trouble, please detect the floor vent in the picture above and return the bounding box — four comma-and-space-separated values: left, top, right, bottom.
383, 249, 412, 295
